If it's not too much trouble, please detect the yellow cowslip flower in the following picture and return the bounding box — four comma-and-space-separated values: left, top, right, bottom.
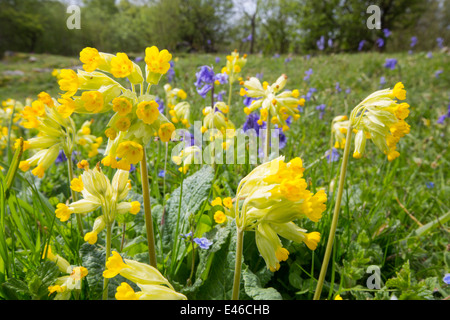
104, 251, 187, 300
54, 165, 140, 244
112, 97, 133, 116
331, 115, 349, 149
75, 120, 103, 158
81, 91, 104, 113
222, 50, 247, 83
348, 82, 411, 161
234, 156, 326, 272
171, 145, 202, 174
242, 74, 303, 131
145, 46, 172, 84
211, 197, 222, 207
169, 101, 191, 128
202, 101, 235, 136
214, 211, 227, 224
58, 69, 79, 97
136, 100, 160, 124
115, 117, 131, 132
17, 95, 79, 179
47, 266, 89, 300
70, 176, 84, 192
80, 47, 102, 72
38, 91, 54, 108
115, 140, 144, 171
110, 52, 134, 78
42, 245, 71, 273
334, 294, 343, 300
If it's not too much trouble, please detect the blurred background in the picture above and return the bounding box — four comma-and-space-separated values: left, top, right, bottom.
0, 0, 449, 58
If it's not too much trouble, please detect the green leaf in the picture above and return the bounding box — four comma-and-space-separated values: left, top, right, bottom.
242, 264, 282, 300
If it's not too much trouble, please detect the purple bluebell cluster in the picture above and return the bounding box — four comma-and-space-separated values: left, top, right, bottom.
242, 113, 289, 150
305, 87, 317, 101
155, 96, 165, 113
214, 90, 227, 102
325, 148, 340, 163
383, 28, 391, 38
167, 61, 175, 83
55, 150, 79, 164
410, 36, 418, 48
242, 34, 252, 43
436, 103, 450, 124
316, 104, 326, 119
358, 40, 366, 51
304, 68, 313, 82
376, 38, 385, 48
426, 182, 435, 189
317, 36, 325, 51
284, 57, 292, 63
194, 65, 228, 98
435, 70, 443, 79
273, 53, 280, 59
255, 72, 264, 80
335, 82, 342, 93
158, 170, 166, 178
384, 58, 397, 70
328, 38, 333, 48
437, 37, 444, 49
194, 237, 213, 249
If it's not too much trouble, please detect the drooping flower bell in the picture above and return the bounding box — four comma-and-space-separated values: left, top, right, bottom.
17, 94, 78, 178
234, 156, 326, 272
221, 50, 247, 84
241, 75, 304, 132
54, 164, 140, 244
169, 101, 191, 128
349, 82, 411, 161
103, 251, 187, 300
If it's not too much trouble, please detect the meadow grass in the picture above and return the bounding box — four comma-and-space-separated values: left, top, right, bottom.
0, 50, 448, 300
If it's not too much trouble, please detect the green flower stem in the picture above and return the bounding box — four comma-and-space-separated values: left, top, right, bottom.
231, 227, 244, 300
264, 110, 271, 163
227, 81, 233, 108
314, 121, 353, 300
102, 222, 112, 300
140, 147, 158, 268
67, 156, 83, 237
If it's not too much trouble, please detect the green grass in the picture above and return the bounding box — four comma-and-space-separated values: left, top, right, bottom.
0, 50, 449, 300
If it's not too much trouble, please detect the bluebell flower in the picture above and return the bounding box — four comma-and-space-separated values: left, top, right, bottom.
194, 237, 213, 249
380, 76, 387, 86
384, 58, 397, 70
437, 114, 447, 124
243, 113, 262, 134
335, 82, 342, 93
304, 68, 313, 82
325, 148, 340, 163
305, 54, 311, 60
328, 38, 333, 48
255, 72, 263, 80
345, 88, 351, 95
215, 90, 227, 102
408, 50, 413, 55
435, 70, 443, 78
383, 28, 391, 38
134, 56, 143, 63
155, 96, 165, 113
158, 170, 166, 178
194, 65, 228, 98
317, 36, 325, 51
284, 57, 292, 63
215, 57, 221, 64
129, 164, 136, 173
376, 38, 384, 48
305, 87, 317, 101
55, 150, 67, 164
273, 53, 280, 59
410, 36, 418, 48
316, 104, 326, 119
167, 61, 175, 82
426, 51, 433, 59
426, 182, 435, 189
358, 40, 366, 51
437, 37, 444, 49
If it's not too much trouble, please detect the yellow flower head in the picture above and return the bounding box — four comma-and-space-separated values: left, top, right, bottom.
81, 91, 104, 113
38, 92, 54, 108
55, 203, 73, 222
80, 47, 101, 72
70, 176, 84, 192
116, 141, 144, 169
115, 282, 140, 300
145, 46, 172, 74
158, 122, 175, 142
112, 97, 133, 116
58, 69, 79, 97
136, 100, 160, 124
103, 251, 131, 278
111, 52, 134, 78
214, 211, 227, 224
115, 117, 131, 132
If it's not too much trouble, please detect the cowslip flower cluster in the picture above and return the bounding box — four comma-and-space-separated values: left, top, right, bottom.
62, 47, 176, 172
163, 83, 187, 116
234, 156, 326, 272
349, 82, 411, 161
43, 246, 88, 300
241, 75, 304, 132
169, 101, 191, 128
76, 120, 103, 157
211, 196, 233, 224
17, 93, 78, 178
55, 164, 140, 244
171, 145, 202, 174
201, 101, 235, 135
221, 50, 247, 84
104, 251, 187, 300
331, 115, 350, 149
